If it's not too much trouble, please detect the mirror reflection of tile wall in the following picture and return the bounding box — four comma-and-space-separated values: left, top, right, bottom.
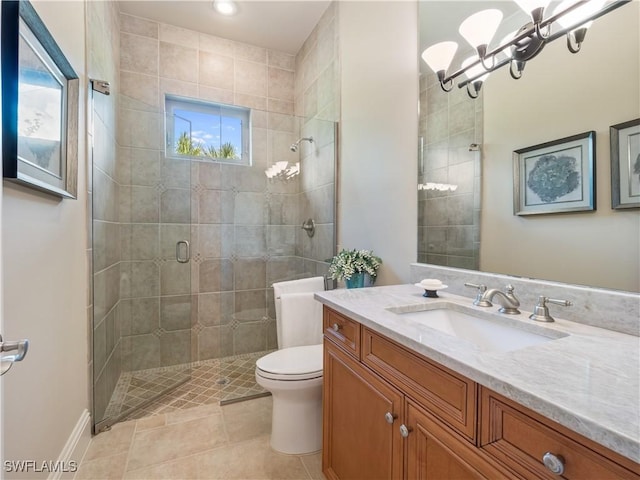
418, 49, 482, 271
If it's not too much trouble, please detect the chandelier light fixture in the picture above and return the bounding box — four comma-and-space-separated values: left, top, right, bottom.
421, 0, 629, 99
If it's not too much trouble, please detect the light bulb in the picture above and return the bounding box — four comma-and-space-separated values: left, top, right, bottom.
459, 9, 503, 50
554, 0, 606, 30
421, 41, 458, 74
213, 0, 238, 16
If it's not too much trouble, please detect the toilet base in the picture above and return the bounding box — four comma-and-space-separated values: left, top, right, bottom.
256, 371, 323, 455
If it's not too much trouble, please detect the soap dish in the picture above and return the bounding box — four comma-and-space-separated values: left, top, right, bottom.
414, 283, 448, 298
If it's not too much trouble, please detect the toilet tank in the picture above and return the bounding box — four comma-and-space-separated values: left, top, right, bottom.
273, 277, 326, 349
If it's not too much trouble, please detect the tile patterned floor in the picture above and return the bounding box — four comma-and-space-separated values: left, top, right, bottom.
104, 351, 273, 423
76, 396, 324, 480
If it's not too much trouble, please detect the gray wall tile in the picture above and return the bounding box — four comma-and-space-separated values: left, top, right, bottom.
121, 261, 160, 298
94, 264, 120, 321
233, 322, 266, 354
161, 188, 191, 224
198, 292, 234, 326
234, 258, 266, 290
235, 226, 266, 257
160, 295, 192, 330
161, 262, 191, 295
160, 330, 192, 366
128, 334, 160, 370
199, 259, 234, 292
121, 224, 159, 261
234, 290, 266, 322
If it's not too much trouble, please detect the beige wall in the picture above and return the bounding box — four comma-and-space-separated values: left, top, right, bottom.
481, 3, 640, 292
2, 0, 89, 474
338, 1, 419, 285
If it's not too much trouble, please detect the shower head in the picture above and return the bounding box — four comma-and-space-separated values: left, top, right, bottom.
290, 136, 314, 152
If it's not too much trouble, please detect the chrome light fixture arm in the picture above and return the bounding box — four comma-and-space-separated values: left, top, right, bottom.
433, 0, 630, 95
475, 44, 496, 71
566, 27, 587, 54
437, 70, 454, 93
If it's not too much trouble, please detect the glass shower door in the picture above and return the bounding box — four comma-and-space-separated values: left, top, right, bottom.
92, 104, 194, 431
112, 156, 194, 423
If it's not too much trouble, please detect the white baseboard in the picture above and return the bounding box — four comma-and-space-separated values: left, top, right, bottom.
48, 409, 91, 480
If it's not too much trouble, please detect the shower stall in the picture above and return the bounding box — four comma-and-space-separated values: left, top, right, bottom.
88, 0, 340, 432
92, 94, 337, 430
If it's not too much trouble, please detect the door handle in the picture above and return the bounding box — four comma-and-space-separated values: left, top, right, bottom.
0, 334, 30, 376
176, 240, 190, 263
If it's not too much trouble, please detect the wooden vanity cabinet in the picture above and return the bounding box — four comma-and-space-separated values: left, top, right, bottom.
323, 339, 404, 480
322, 338, 502, 480
322, 306, 640, 480
322, 307, 502, 480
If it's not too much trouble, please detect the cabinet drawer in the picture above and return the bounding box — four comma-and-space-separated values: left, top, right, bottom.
362, 327, 477, 442
479, 388, 640, 480
324, 307, 361, 358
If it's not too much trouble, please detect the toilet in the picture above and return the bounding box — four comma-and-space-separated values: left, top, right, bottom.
255, 277, 325, 454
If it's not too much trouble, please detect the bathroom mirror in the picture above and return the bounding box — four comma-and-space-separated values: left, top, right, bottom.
418, 0, 640, 293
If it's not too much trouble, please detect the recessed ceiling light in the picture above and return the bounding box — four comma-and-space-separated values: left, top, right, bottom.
213, 0, 238, 16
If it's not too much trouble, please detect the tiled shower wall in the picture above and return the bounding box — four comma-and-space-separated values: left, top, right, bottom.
418, 46, 482, 270
116, 12, 334, 366
88, 0, 121, 423
295, 2, 340, 275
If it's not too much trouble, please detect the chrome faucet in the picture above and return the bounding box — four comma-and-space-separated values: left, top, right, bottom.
480, 284, 521, 314
464, 283, 492, 307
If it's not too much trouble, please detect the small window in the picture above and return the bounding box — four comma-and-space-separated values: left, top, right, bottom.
165, 95, 251, 165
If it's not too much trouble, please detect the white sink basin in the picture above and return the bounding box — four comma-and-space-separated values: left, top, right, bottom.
389, 306, 567, 353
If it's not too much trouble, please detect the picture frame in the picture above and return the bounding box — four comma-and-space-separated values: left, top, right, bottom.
1, 0, 79, 199
610, 118, 640, 209
513, 131, 596, 216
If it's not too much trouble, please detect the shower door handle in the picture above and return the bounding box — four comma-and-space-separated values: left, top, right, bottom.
176, 240, 190, 263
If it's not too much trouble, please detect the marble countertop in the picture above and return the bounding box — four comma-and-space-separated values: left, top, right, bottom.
315, 284, 640, 464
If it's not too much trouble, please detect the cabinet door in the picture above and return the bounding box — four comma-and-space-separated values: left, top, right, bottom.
406, 400, 508, 480
323, 339, 404, 480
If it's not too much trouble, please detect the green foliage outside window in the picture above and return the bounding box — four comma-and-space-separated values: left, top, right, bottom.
175, 132, 238, 159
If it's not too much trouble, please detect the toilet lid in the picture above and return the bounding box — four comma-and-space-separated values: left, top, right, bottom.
256, 344, 323, 376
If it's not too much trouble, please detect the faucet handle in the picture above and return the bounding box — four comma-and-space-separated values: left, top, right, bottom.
529, 296, 573, 323
464, 283, 492, 307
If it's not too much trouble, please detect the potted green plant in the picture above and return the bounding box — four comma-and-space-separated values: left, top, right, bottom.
328, 249, 382, 288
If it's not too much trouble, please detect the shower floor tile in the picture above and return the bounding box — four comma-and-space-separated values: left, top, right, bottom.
104, 350, 273, 423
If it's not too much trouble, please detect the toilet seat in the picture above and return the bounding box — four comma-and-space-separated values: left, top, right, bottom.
256, 344, 323, 381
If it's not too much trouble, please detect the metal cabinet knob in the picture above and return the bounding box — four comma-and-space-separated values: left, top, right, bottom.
332, 323, 341, 332
384, 412, 397, 424
542, 452, 565, 475
399, 424, 412, 438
